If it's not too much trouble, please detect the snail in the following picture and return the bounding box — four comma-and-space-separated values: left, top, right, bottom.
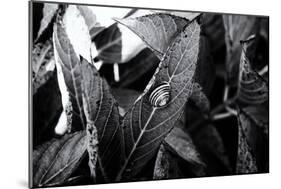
149, 82, 171, 107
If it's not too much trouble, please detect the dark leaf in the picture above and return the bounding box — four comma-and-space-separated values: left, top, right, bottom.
80, 59, 124, 181
236, 111, 258, 173
238, 36, 268, 105
242, 105, 268, 135
223, 15, 260, 85
33, 131, 87, 187
192, 124, 232, 174
238, 108, 269, 172
165, 127, 204, 166
190, 83, 210, 113
32, 40, 55, 94
116, 20, 200, 181
153, 144, 170, 179
93, 23, 122, 63
113, 48, 160, 88
37, 3, 59, 40
53, 19, 87, 131
115, 13, 190, 58
195, 36, 215, 95
153, 144, 183, 179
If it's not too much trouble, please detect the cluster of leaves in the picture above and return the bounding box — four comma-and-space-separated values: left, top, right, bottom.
31, 2, 269, 188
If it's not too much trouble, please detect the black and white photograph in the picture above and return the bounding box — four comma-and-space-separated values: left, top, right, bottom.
30, 1, 269, 188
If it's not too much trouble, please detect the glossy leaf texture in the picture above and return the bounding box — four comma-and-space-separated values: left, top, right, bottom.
223, 15, 260, 85
33, 131, 87, 187
53, 19, 86, 131
32, 40, 55, 94
116, 20, 200, 181
165, 127, 205, 166
115, 13, 190, 58
80, 58, 124, 181
36, 3, 59, 40
236, 111, 258, 173
190, 82, 210, 113
238, 36, 268, 105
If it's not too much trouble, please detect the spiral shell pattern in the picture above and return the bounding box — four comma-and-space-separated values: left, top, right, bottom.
149, 82, 171, 107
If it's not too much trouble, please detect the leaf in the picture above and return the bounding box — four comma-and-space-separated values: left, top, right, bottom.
238, 108, 269, 172
80, 58, 124, 181
85, 122, 98, 180
192, 124, 232, 174
37, 3, 59, 40
63, 5, 92, 63
190, 83, 210, 113
115, 13, 190, 58
165, 127, 205, 166
53, 20, 86, 131
238, 36, 268, 105
153, 144, 182, 179
33, 131, 87, 187
32, 40, 55, 94
236, 111, 258, 173
92, 23, 122, 63
242, 105, 268, 134
113, 48, 160, 88
116, 20, 200, 181
195, 36, 215, 95
33, 73, 62, 146
77, 6, 98, 30
223, 15, 260, 85
153, 144, 170, 179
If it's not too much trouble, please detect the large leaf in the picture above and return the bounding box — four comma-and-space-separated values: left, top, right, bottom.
33, 131, 87, 187
236, 111, 258, 173
36, 3, 59, 40
53, 20, 86, 131
115, 13, 190, 58
80, 58, 124, 181
223, 15, 259, 85
237, 36, 268, 105
165, 127, 204, 166
116, 20, 200, 181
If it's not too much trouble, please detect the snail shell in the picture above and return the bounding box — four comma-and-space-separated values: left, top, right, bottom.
149, 82, 170, 107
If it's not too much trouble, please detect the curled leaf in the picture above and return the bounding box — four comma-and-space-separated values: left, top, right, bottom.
153, 144, 171, 179
33, 131, 87, 187
223, 15, 259, 85
238, 36, 268, 105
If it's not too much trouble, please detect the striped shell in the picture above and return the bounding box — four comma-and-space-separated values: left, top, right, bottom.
149, 82, 171, 107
